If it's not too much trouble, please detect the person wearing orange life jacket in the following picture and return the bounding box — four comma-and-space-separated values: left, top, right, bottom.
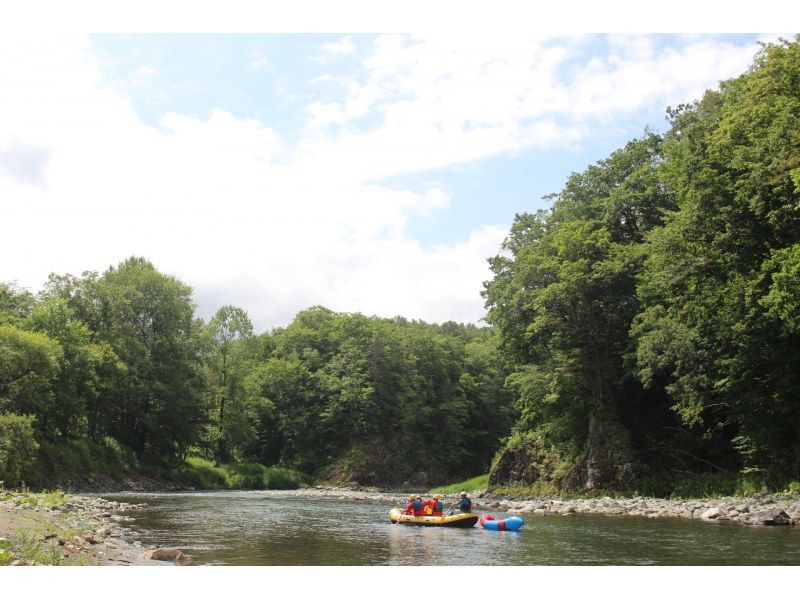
431, 495, 445, 517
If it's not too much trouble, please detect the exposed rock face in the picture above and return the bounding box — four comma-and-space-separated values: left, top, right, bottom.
488, 434, 561, 488
577, 409, 638, 492
490, 409, 638, 492
317, 441, 449, 488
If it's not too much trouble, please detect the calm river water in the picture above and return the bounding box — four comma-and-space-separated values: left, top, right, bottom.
104, 491, 800, 565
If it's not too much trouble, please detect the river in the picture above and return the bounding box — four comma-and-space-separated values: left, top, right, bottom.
103, 491, 800, 565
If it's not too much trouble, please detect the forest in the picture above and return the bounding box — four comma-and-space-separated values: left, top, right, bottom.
1, 37, 799, 496
0, 262, 513, 489
484, 37, 800, 495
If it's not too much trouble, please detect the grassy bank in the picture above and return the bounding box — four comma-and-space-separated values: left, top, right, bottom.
488, 474, 800, 500
429, 474, 489, 495
171, 457, 313, 490
427, 471, 800, 500
1, 490, 98, 565
4, 435, 312, 492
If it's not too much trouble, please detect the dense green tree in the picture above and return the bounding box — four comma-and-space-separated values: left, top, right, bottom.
486, 37, 800, 493
0, 413, 40, 486
484, 133, 675, 490
26, 298, 124, 439
95, 257, 206, 463
634, 38, 800, 482
0, 283, 35, 325
0, 325, 62, 434
207, 305, 254, 464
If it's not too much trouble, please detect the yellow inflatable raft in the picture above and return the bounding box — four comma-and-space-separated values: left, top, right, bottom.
388, 508, 479, 528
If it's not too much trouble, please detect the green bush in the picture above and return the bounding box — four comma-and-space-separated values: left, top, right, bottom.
224, 462, 266, 489
172, 457, 227, 489
262, 466, 312, 490
0, 413, 39, 487
168, 458, 312, 490
33, 437, 138, 485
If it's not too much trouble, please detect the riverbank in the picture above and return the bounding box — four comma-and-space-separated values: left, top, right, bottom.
0, 490, 191, 565
275, 487, 800, 526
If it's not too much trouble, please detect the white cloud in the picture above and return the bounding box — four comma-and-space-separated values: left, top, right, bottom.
246, 50, 271, 70
318, 35, 357, 59
0, 33, 768, 330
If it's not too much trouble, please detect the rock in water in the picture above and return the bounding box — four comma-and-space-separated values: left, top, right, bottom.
139, 547, 193, 565
701, 507, 722, 520
750, 509, 794, 526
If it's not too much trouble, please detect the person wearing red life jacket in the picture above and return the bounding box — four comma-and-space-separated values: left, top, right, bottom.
431, 494, 444, 517
403, 495, 416, 515
422, 497, 435, 515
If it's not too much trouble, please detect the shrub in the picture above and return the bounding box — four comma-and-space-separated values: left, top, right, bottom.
172, 457, 227, 489
224, 462, 266, 489
262, 466, 312, 490
0, 414, 39, 487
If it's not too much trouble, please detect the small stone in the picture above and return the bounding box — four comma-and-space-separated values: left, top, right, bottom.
138, 547, 193, 565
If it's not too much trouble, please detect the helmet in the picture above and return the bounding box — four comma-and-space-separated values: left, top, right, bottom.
460, 491, 467, 496
415, 495, 421, 499
433, 495, 440, 500
409, 495, 416, 500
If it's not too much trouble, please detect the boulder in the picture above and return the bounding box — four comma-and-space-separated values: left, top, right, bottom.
139, 547, 193, 565
750, 509, 794, 526
701, 507, 722, 520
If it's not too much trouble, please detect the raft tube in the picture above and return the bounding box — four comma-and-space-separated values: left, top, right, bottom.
479, 514, 524, 531
389, 508, 479, 528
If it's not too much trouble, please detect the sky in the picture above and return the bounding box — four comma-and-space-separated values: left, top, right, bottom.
0, 28, 788, 331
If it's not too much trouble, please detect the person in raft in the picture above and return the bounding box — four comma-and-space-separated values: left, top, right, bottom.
403, 495, 416, 515
422, 496, 435, 515
404, 494, 426, 516
452, 491, 472, 513
430, 494, 445, 517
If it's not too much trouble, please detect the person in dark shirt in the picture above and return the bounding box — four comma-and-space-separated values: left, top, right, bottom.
454, 491, 472, 513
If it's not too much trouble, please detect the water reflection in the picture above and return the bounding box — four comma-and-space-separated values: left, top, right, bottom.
104, 492, 800, 566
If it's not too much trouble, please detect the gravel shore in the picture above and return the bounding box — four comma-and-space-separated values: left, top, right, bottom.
0, 490, 191, 566
279, 487, 800, 526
